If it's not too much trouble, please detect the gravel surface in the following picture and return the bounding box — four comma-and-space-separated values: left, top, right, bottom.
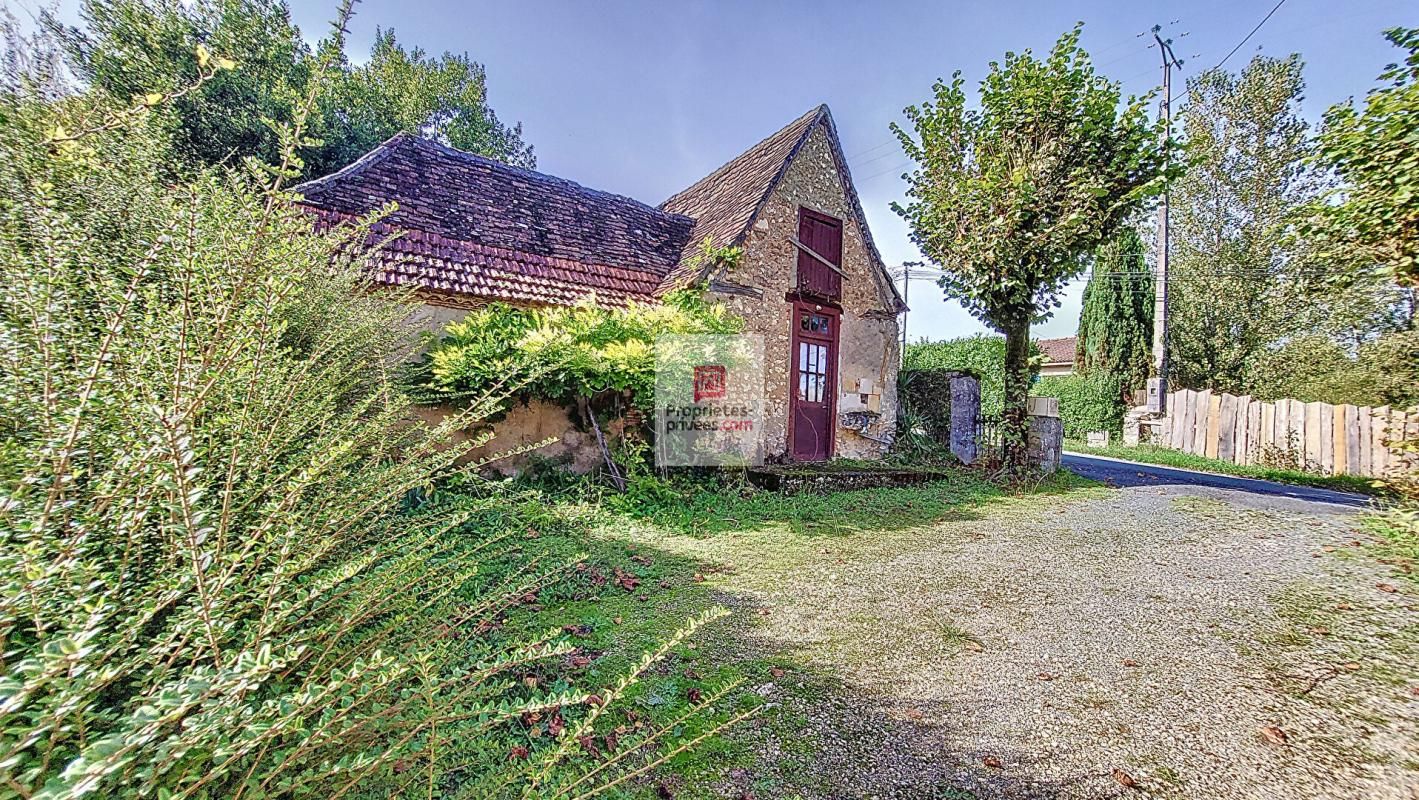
644, 476, 1418, 799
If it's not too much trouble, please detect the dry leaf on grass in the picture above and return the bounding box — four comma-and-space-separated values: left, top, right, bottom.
1111, 768, 1138, 788
1261, 725, 1288, 745
982, 756, 1003, 769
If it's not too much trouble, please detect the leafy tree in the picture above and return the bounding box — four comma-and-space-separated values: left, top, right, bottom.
892, 25, 1170, 471
50, 0, 533, 177
1167, 55, 1319, 393
310, 28, 534, 177
1308, 27, 1419, 289
55, 0, 311, 171
1075, 226, 1153, 393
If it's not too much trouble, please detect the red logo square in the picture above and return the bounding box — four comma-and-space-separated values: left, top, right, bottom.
693, 365, 727, 402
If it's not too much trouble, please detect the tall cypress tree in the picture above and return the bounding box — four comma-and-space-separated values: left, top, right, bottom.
1076, 227, 1154, 393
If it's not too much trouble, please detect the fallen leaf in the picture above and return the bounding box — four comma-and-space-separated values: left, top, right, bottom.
1377, 583, 1399, 593
1111, 768, 1138, 789
982, 755, 1002, 769
687, 687, 704, 705
1036, 672, 1055, 681
509, 745, 529, 760
1336, 602, 1353, 611
1342, 662, 1362, 671
905, 707, 924, 720
1260, 725, 1288, 745
770, 667, 785, 679
963, 640, 983, 652
757, 608, 771, 617
1122, 658, 1140, 668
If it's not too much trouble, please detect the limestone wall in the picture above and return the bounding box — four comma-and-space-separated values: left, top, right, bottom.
410, 399, 617, 477
715, 124, 902, 460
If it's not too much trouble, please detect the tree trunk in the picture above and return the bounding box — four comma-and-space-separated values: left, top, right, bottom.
1002, 317, 1031, 473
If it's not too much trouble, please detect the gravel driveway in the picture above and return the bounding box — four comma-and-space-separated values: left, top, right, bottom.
634, 470, 1418, 799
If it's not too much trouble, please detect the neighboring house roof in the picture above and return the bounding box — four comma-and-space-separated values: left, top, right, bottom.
294, 106, 904, 312
1037, 336, 1078, 365
295, 133, 693, 308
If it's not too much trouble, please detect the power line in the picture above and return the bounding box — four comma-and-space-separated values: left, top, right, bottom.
1215, 0, 1289, 70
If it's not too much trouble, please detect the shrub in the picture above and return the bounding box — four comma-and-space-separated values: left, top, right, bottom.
1032, 373, 1125, 439
0, 52, 738, 798
895, 368, 960, 463
414, 285, 742, 413
904, 334, 1041, 418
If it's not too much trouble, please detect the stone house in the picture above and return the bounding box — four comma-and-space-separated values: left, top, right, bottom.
295, 104, 906, 464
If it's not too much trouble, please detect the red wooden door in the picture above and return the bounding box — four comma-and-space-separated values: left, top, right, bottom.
790, 302, 839, 461
797, 209, 842, 300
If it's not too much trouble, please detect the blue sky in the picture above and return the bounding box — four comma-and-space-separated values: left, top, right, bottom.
53, 0, 1415, 342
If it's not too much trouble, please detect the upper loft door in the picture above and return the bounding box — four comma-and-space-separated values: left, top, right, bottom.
796, 208, 842, 301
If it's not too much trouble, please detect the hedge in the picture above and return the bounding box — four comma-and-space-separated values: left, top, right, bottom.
1032, 373, 1125, 439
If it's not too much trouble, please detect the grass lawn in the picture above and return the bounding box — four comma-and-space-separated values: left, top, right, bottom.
458, 468, 1102, 798
1065, 440, 1387, 497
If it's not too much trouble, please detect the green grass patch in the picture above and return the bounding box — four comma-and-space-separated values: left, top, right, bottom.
1361, 511, 1419, 585
443, 467, 1103, 797
1066, 440, 1386, 497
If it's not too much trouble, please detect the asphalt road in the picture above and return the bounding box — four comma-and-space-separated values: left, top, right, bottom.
1062, 451, 1373, 513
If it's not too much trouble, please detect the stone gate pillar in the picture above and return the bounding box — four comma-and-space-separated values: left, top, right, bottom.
949, 374, 980, 465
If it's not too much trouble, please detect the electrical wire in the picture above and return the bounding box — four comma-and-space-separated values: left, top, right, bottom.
1214, 0, 1289, 69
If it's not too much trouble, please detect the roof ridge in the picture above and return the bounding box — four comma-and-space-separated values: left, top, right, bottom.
659, 104, 825, 209
402, 135, 695, 223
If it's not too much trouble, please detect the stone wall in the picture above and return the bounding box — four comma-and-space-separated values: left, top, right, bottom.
410, 399, 617, 477
714, 124, 902, 460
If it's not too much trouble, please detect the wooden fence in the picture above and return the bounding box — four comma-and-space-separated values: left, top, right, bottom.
1157, 390, 1418, 478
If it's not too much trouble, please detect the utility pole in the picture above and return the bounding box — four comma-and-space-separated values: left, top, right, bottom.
1147, 26, 1183, 415
894, 261, 926, 357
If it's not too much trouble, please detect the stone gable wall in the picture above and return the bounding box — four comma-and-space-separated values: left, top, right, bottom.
715, 123, 901, 460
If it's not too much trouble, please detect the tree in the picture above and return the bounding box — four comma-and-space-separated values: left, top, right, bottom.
56, 0, 312, 171
1167, 55, 1319, 393
1075, 226, 1153, 394
51, 0, 533, 178
891, 25, 1170, 471
1308, 27, 1419, 289
308, 28, 533, 178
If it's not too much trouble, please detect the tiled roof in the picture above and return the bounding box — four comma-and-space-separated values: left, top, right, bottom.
657, 107, 822, 289
1037, 336, 1078, 364
295, 108, 904, 313
307, 208, 664, 308
295, 133, 692, 307
657, 106, 905, 312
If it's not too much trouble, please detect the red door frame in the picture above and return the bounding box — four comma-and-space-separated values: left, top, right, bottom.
786, 300, 840, 461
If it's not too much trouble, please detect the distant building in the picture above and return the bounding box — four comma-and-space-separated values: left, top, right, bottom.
1036, 336, 1077, 376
